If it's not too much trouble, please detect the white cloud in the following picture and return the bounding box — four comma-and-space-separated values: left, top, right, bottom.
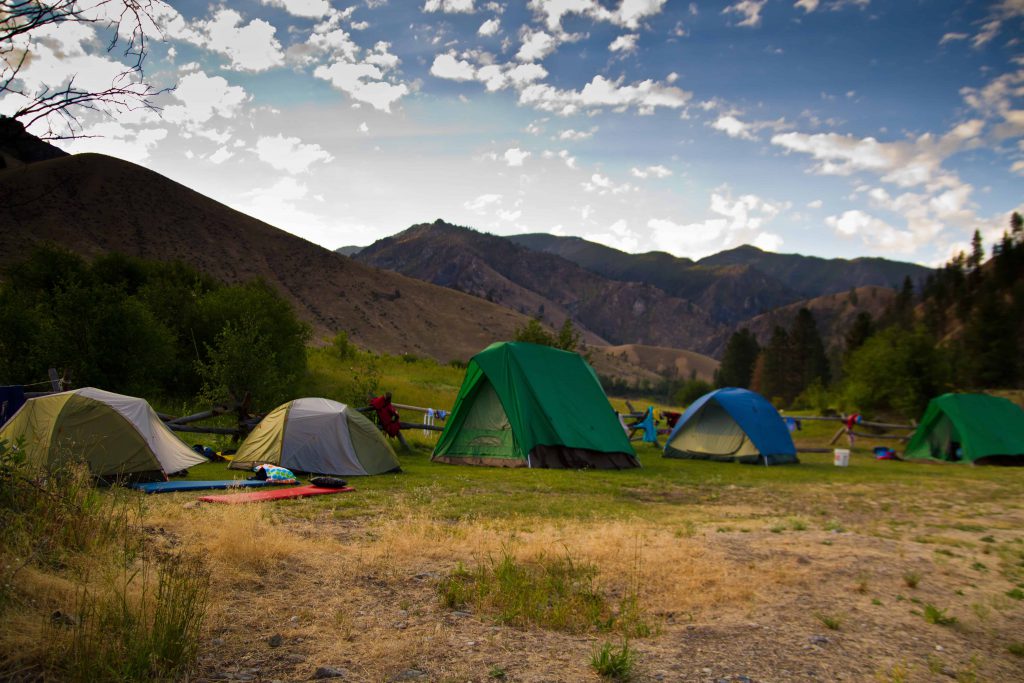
609, 34, 639, 53
479, 18, 501, 35
631, 165, 672, 179
209, 146, 233, 164
430, 53, 477, 80
359, 122, 369, 134
314, 61, 409, 112
503, 147, 531, 166
649, 190, 785, 258
60, 122, 167, 163
795, 0, 819, 12
586, 219, 641, 252
825, 210, 916, 252
423, 0, 475, 12
753, 232, 784, 251
465, 193, 502, 212
1012, 160, 1024, 174
163, 71, 249, 129
542, 149, 578, 168
712, 115, 756, 140
559, 128, 596, 140
583, 173, 633, 195
519, 74, 691, 115
807, 199, 823, 209
939, 32, 968, 45
188, 9, 285, 72
527, 0, 667, 32
255, 134, 334, 174
517, 29, 557, 61
970, 1, 1024, 48
723, 1, 766, 28
260, 0, 331, 18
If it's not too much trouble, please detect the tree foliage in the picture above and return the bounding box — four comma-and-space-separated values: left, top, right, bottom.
715, 327, 759, 388
842, 326, 950, 417
513, 316, 583, 353
0, 245, 310, 408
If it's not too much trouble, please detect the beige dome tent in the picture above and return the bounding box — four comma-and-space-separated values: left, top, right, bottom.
229, 398, 400, 476
0, 387, 206, 480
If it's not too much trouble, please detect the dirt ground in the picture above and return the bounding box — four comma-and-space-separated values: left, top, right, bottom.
143, 477, 1024, 683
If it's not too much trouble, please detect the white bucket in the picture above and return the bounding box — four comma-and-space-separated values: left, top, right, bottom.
834, 449, 850, 467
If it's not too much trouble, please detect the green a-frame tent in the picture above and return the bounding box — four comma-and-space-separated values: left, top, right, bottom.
431, 342, 638, 469
904, 393, 1024, 464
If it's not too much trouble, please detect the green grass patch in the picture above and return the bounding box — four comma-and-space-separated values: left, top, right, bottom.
591, 641, 636, 681
923, 603, 957, 626
438, 548, 651, 637
814, 612, 843, 630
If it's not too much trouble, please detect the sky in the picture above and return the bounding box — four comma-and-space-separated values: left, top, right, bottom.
4, 1, 1024, 266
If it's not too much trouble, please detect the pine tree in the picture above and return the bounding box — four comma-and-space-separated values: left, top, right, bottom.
789, 307, 830, 392
844, 311, 875, 359
758, 326, 791, 405
715, 328, 760, 388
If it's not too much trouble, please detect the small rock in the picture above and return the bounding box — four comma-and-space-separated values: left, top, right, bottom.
934, 645, 943, 651
796, 556, 812, 565
183, 501, 200, 510
268, 634, 284, 648
450, 610, 471, 617
211, 638, 225, 647
289, 615, 300, 623
394, 622, 408, 630
702, 668, 712, 674
391, 670, 427, 681
314, 666, 347, 679
285, 654, 307, 664
809, 635, 830, 645
397, 609, 409, 618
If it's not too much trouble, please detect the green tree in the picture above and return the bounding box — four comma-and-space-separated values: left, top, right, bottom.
554, 318, 582, 353
757, 326, 792, 405
197, 315, 301, 409
513, 317, 555, 346
844, 311, 875, 360
715, 328, 760, 388
842, 326, 950, 417
790, 307, 830, 390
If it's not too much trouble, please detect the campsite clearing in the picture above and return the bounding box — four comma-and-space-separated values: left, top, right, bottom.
127, 443, 1024, 682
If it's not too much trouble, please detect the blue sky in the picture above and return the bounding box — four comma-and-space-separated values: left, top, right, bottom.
5, 1, 1024, 265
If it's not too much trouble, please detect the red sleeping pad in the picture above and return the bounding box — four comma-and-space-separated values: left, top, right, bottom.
198, 484, 354, 504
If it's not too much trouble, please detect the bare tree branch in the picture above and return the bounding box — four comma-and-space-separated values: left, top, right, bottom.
1, 0, 171, 140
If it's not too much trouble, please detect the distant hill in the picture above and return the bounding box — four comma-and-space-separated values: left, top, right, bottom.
0, 154, 534, 363
589, 344, 719, 384
697, 244, 931, 299
510, 233, 798, 324
354, 220, 726, 353
511, 234, 930, 323
335, 246, 363, 257
737, 285, 897, 356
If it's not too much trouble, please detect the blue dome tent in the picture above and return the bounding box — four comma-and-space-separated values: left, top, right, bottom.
663, 388, 798, 465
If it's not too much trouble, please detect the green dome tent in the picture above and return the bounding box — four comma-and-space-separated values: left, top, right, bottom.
229, 398, 400, 476
431, 342, 638, 469
904, 393, 1024, 465
0, 387, 206, 481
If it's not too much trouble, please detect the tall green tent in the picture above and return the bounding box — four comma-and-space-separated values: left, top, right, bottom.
904, 393, 1024, 464
431, 342, 638, 469
229, 398, 400, 476
0, 387, 206, 480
